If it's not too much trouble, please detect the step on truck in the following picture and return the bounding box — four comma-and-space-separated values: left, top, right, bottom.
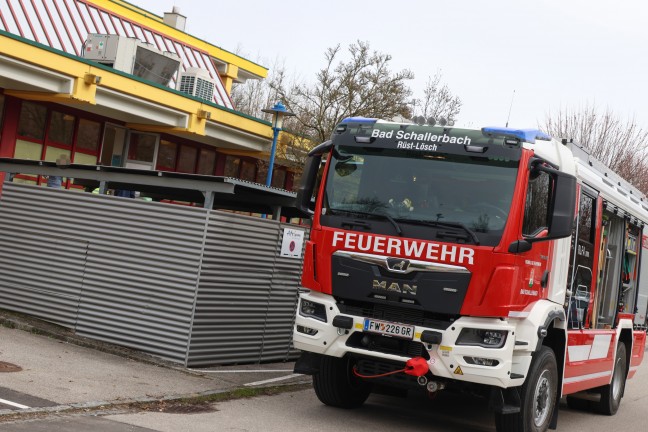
292, 118, 647, 432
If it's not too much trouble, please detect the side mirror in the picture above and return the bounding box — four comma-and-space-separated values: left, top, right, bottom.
296, 154, 321, 217
547, 169, 576, 239
296, 140, 332, 217
526, 164, 577, 243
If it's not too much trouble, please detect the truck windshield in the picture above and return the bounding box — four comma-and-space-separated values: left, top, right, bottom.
321, 145, 519, 246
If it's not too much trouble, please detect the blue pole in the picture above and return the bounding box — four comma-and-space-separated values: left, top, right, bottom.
265, 126, 280, 187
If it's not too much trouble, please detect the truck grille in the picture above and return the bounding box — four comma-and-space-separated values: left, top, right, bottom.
346, 332, 429, 360
337, 301, 454, 330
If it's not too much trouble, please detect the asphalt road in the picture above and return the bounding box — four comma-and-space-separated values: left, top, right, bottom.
5, 358, 637, 432
1, 324, 646, 432
103, 376, 648, 432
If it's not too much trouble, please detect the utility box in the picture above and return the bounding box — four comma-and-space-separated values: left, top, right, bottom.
82, 34, 180, 87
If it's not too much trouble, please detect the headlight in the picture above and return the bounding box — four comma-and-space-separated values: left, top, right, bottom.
456, 328, 507, 348
299, 299, 327, 322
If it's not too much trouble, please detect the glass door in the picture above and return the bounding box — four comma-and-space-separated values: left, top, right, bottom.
100, 124, 128, 167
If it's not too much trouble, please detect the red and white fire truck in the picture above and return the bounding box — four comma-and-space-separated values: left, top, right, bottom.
292, 118, 647, 432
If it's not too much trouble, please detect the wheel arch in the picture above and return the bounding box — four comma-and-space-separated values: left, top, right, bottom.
538, 313, 566, 430
618, 328, 633, 383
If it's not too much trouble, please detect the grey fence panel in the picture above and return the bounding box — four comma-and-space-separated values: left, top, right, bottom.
0, 227, 88, 328
188, 211, 281, 366
0, 183, 208, 363
258, 224, 306, 362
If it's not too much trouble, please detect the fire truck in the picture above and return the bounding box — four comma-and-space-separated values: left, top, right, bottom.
292, 118, 647, 432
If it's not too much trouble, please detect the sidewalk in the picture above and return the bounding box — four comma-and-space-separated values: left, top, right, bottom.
0, 311, 307, 423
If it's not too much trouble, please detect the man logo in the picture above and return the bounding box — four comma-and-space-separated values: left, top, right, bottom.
372, 280, 417, 296
387, 257, 410, 272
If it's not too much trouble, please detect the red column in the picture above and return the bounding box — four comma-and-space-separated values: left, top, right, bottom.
0, 96, 21, 196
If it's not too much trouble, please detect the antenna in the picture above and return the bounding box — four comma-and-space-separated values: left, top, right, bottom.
505, 90, 516, 127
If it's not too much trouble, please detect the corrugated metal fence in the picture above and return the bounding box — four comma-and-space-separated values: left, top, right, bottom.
0, 183, 305, 366
188, 212, 302, 366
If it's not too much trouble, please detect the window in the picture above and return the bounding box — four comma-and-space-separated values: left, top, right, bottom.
76, 119, 101, 152
271, 169, 287, 189
177, 144, 198, 173
321, 147, 518, 245
256, 161, 268, 184
240, 159, 256, 182
128, 133, 157, 163
224, 155, 240, 177
156, 140, 178, 171
48, 111, 75, 145
578, 193, 596, 243
73, 119, 101, 165
522, 171, 552, 236
17, 102, 47, 140
197, 148, 216, 175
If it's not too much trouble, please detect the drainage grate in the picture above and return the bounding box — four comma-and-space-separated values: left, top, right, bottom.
0, 362, 22, 372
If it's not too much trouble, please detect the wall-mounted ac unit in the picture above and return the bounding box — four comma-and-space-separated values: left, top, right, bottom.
177, 67, 216, 102
82, 34, 180, 87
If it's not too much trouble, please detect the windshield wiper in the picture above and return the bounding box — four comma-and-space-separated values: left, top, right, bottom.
330, 209, 403, 236
396, 219, 480, 245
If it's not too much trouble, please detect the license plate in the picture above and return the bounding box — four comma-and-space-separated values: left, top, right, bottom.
363, 319, 414, 340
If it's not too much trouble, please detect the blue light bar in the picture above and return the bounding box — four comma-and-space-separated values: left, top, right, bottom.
340, 117, 377, 124
481, 127, 552, 144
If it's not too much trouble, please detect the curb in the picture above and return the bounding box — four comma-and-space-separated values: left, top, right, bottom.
0, 380, 312, 421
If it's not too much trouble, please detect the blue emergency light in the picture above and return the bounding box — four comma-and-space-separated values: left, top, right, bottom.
340, 117, 377, 124
481, 127, 551, 144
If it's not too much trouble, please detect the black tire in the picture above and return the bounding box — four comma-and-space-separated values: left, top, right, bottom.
495, 347, 558, 432
312, 356, 372, 408
598, 342, 627, 415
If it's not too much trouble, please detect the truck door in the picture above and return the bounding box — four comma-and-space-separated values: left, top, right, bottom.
566, 187, 597, 330
564, 189, 616, 395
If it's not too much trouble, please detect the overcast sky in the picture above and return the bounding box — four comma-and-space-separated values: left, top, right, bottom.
135, 0, 648, 130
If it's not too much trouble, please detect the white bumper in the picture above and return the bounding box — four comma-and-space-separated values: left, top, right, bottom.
294, 291, 542, 388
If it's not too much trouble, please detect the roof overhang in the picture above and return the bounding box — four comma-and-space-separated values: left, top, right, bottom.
0, 32, 273, 153
0, 53, 74, 94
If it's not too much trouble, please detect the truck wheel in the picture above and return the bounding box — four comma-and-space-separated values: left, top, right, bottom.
312, 356, 372, 409
598, 342, 627, 415
495, 347, 558, 432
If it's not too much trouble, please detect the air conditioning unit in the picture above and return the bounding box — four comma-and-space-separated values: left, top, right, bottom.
82, 34, 180, 87
177, 67, 216, 102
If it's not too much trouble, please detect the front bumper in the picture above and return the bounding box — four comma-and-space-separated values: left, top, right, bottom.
293, 291, 532, 388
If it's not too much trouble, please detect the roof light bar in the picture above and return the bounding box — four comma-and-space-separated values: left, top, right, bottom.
481, 127, 551, 144
340, 117, 377, 124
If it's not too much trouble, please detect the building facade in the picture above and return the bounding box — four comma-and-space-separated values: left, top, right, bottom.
0, 0, 295, 192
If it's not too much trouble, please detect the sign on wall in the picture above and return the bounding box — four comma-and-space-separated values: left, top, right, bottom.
281, 228, 305, 258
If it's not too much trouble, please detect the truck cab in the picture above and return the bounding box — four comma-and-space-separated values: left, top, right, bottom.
292, 118, 646, 432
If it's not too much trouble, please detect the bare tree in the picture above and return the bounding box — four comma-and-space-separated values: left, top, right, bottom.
272, 41, 415, 145
230, 57, 287, 119
411, 72, 462, 123
230, 41, 463, 169
542, 104, 648, 193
